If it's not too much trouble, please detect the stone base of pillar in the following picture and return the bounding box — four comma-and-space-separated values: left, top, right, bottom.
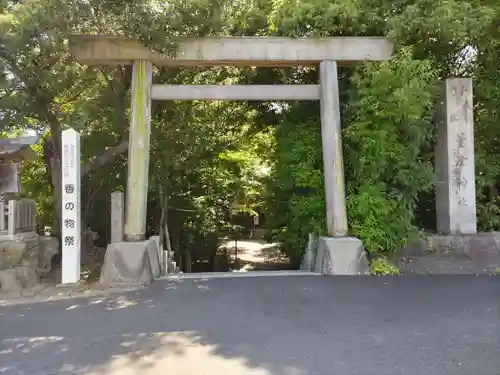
402, 233, 500, 272
100, 239, 161, 285
314, 237, 370, 275
124, 233, 146, 242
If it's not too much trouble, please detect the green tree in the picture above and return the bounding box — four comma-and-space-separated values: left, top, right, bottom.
4, 0, 500, 273
264, 0, 500, 262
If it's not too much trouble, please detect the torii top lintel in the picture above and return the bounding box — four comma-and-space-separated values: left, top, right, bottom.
68, 35, 394, 67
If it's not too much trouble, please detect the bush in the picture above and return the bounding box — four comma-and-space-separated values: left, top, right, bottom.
266, 50, 439, 264
265, 105, 326, 264
370, 257, 401, 276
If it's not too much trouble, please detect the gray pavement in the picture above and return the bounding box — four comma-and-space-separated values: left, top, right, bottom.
0, 275, 499, 375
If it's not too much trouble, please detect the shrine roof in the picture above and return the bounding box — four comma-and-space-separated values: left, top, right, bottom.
0, 136, 40, 163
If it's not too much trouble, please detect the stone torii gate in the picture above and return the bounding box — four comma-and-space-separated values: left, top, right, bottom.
69, 35, 394, 281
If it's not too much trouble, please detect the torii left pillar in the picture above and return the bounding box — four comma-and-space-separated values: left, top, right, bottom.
100, 60, 161, 284
125, 60, 152, 242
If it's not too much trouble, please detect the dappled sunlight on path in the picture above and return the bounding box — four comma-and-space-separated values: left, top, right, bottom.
84, 332, 293, 375
219, 239, 292, 272
0, 276, 498, 375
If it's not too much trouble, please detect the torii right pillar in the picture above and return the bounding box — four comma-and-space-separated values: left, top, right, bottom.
436, 78, 477, 234
315, 60, 370, 275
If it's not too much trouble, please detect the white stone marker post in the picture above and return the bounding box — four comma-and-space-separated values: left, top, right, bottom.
436, 78, 477, 234
61, 128, 81, 284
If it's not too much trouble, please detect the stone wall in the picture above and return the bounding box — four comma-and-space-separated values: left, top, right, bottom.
0, 234, 58, 293
402, 233, 500, 272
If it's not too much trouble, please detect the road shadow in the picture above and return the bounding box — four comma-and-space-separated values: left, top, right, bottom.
0, 276, 499, 375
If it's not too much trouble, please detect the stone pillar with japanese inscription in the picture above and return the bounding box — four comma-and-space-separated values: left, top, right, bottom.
436, 78, 477, 234
61, 128, 81, 284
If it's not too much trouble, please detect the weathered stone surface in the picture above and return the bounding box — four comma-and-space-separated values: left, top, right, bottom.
100, 240, 158, 285
436, 78, 476, 235
38, 237, 59, 273
149, 235, 164, 275
15, 266, 38, 288
0, 241, 27, 268
401, 233, 500, 274
148, 235, 180, 275
0, 236, 59, 293
146, 239, 161, 279
18, 237, 41, 270
0, 269, 22, 292
315, 237, 369, 275
300, 234, 318, 271
0, 251, 8, 270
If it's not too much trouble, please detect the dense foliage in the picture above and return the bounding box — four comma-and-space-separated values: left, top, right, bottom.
264, 0, 500, 261
1, 0, 500, 270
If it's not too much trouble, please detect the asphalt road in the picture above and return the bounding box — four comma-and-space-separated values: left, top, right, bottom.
0, 275, 498, 375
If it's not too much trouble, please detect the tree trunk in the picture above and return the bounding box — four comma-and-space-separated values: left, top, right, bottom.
176, 238, 182, 271
158, 186, 173, 274
163, 196, 173, 273
209, 247, 217, 272
185, 247, 192, 273
50, 156, 63, 232
43, 122, 63, 266
234, 239, 238, 267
